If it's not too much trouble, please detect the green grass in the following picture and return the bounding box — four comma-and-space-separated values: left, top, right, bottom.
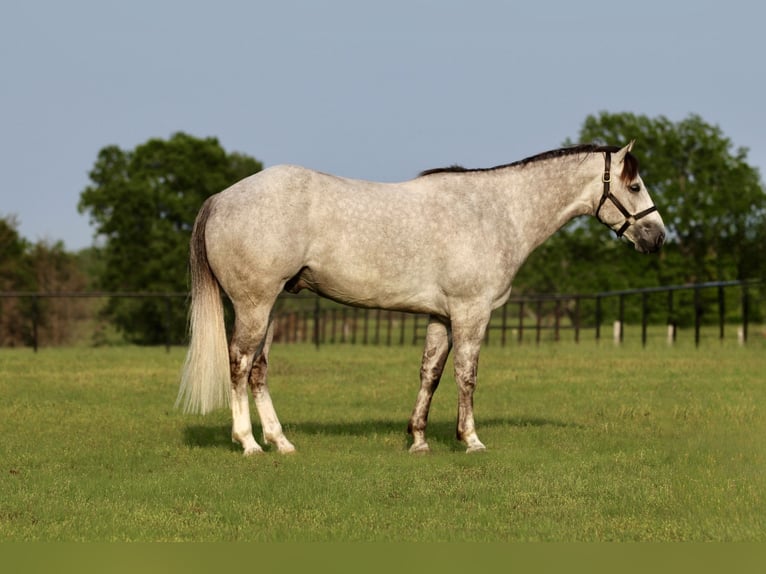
0, 339, 764, 541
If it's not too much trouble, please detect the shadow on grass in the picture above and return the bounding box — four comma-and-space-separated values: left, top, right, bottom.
182, 416, 580, 452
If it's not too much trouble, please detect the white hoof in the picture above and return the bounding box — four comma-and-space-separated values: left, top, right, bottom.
465, 443, 487, 454
409, 442, 431, 454
235, 434, 264, 456
266, 434, 296, 454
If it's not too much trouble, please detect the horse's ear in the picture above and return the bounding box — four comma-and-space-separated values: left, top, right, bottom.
616, 140, 635, 163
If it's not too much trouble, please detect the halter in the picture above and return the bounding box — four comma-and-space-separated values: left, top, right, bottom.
595, 152, 658, 238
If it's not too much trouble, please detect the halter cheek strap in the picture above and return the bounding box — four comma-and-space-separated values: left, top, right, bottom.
596, 152, 658, 238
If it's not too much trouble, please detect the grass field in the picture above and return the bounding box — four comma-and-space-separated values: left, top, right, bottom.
1, 338, 764, 541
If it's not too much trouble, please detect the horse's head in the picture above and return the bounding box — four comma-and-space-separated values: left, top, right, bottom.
595, 141, 665, 253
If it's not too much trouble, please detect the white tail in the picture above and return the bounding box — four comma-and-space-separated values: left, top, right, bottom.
176, 199, 231, 414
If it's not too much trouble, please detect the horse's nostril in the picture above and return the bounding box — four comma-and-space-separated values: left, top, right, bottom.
656, 230, 666, 249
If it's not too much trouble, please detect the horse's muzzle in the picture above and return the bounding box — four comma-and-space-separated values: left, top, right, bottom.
635, 226, 665, 254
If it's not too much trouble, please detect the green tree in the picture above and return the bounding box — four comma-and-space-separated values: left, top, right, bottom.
78, 133, 262, 344
26, 240, 91, 345
0, 216, 34, 345
578, 112, 765, 283
516, 112, 766, 295
0, 218, 90, 346
0, 216, 32, 290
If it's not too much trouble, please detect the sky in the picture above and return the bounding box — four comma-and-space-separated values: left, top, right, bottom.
2, 0, 765, 251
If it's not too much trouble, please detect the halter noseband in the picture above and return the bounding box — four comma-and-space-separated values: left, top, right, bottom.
596, 152, 658, 238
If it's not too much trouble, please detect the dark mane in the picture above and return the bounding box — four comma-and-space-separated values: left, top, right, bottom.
418, 144, 639, 182
418, 164, 470, 177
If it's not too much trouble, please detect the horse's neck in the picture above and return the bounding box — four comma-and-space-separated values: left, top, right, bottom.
499, 155, 597, 251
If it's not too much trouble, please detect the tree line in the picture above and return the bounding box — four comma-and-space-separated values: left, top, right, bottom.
0, 218, 93, 345
1, 114, 764, 346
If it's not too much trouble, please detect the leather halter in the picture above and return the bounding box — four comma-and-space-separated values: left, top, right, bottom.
595, 152, 658, 238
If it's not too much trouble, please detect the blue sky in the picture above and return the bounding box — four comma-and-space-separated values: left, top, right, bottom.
2, 0, 765, 251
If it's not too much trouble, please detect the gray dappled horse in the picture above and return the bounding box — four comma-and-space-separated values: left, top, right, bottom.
177, 142, 665, 455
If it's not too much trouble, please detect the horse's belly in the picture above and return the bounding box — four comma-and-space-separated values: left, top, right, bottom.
290, 263, 446, 316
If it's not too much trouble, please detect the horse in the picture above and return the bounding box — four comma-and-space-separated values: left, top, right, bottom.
176, 142, 665, 455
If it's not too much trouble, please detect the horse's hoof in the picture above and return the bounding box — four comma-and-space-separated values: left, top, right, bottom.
242, 448, 263, 456
409, 443, 431, 454
243, 446, 264, 456
465, 444, 487, 454
266, 436, 296, 454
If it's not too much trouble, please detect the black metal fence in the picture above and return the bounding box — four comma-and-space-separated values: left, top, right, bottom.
0, 291, 187, 352
0, 280, 762, 351
273, 280, 763, 348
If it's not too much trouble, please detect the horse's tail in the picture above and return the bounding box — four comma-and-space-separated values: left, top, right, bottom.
176, 197, 230, 415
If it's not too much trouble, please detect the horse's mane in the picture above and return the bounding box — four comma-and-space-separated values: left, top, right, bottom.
418, 144, 639, 182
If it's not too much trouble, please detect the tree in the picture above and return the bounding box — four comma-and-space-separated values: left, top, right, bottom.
0, 216, 31, 290
0, 216, 33, 345
78, 133, 263, 344
516, 112, 766, 295
0, 217, 90, 346
578, 112, 765, 283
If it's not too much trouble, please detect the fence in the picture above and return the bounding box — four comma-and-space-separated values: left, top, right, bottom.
273, 280, 762, 348
2, 280, 760, 351
0, 291, 186, 352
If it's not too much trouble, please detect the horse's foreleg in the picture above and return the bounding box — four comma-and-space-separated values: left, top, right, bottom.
452, 313, 490, 453
250, 322, 295, 454
408, 316, 451, 453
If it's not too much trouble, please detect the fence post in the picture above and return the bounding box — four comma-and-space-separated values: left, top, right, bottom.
164, 296, 172, 353
718, 284, 725, 342
595, 296, 602, 343
641, 291, 648, 347
618, 294, 625, 343
667, 290, 676, 345
574, 297, 581, 343
501, 303, 508, 347
32, 295, 39, 353
694, 286, 702, 347
535, 300, 542, 345
742, 284, 750, 344
374, 309, 381, 345
314, 296, 320, 350
517, 301, 524, 344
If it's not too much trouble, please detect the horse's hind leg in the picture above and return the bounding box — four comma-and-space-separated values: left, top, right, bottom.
229, 306, 272, 455
407, 316, 451, 454
249, 321, 295, 453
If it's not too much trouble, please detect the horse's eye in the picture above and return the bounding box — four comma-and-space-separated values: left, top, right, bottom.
629, 183, 641, 193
